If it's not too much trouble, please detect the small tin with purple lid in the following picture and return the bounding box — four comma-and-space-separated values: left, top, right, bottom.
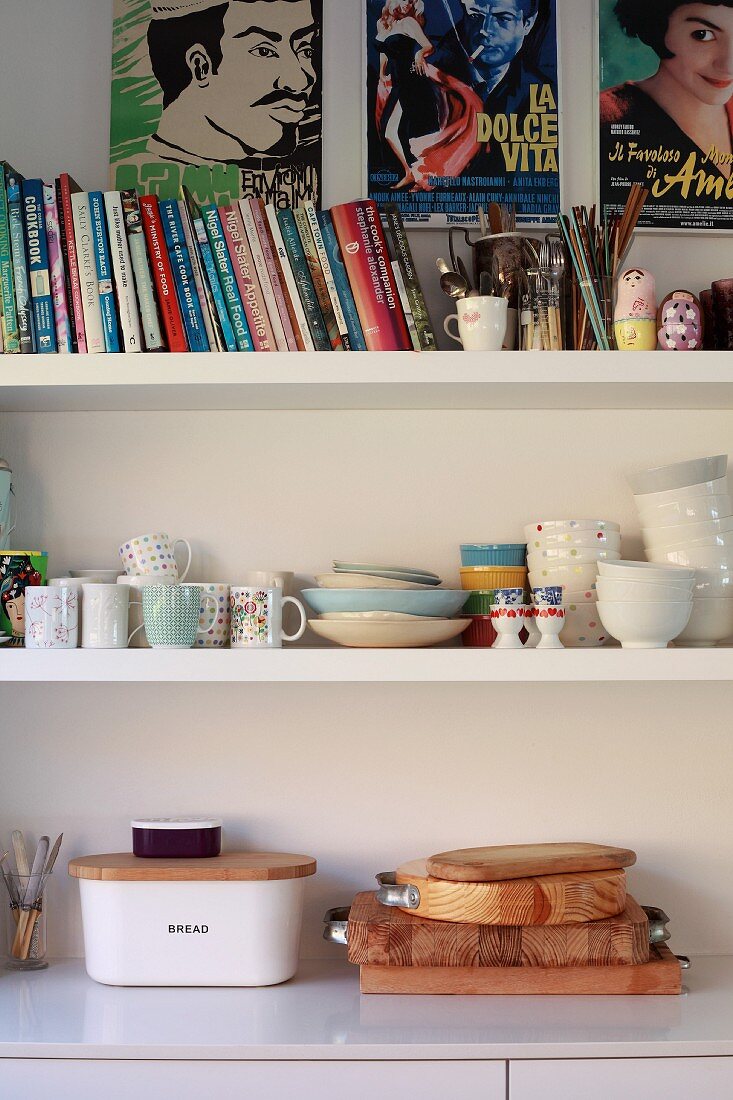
131, 817, 222, 859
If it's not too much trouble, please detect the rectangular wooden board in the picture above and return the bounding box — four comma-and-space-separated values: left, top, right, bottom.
359, 944, 681, 995
347, 892, 649, 968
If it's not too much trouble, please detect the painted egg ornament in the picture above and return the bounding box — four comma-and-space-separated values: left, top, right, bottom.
657, 291, 704, 352
614, 268, 658, 351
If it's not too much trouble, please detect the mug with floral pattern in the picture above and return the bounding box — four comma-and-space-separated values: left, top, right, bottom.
229, 587, 306, 649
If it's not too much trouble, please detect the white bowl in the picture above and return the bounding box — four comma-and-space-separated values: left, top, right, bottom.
315, 573, 437, 590
527, 548, 620, 570
634, 476, 728, 506
691, 574, 733, 598
597, 560, 695, 583
636, 493, 733, 528
645, 530, 733, 554
527, 531, 621, 551
307, 618, 470, 647
628, 455, 727, 496
649, 545, 733, 570
596, 600, 692, 649
524, 520, 620, 539
595, 577, 692, 603
642, 515, 733, 548
561, 601, 608, 648
319, 611, 444, 622
674, 597, 733, 647
528, 563, 600, 590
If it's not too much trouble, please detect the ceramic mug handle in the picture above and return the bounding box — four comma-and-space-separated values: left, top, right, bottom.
281, 596, 307, 643
199, 594, 218, 636
174, 538, 192, 582
443, 315, 463, 346
127, 597, 144, 646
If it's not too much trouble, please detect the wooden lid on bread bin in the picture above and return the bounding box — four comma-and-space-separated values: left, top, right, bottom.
68, 852, 317, 882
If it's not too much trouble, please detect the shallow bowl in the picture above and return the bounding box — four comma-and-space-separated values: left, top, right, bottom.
596, 600, 692, 649
319, 611, 444, 622
636, 493, 732, 529
597, 561, 695, 583
649, 545, 733, 570
302, 588, 469, 617
674, 597, 733, 647
595, 577, 692, 603
307, 618, 470, 648
628, 455, 727, 496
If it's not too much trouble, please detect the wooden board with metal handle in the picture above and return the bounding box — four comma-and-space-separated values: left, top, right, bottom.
393, 860, 626, 925
346, 891, 649, 968
359, 943, 682, 995
426, 843, 637, 883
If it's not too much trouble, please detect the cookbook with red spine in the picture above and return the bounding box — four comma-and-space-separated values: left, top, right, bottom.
57, 174, 86, 353
329, 200, 411, 352
220, 203, 275, 352
249, 198, 299, 352
139, 195, 187, 352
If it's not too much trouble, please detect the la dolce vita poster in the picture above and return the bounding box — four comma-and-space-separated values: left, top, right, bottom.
599, 0, 733, 231
110, 0, 323, 208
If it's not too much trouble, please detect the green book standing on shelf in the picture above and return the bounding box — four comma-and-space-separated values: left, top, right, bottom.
0, 163, 19, 352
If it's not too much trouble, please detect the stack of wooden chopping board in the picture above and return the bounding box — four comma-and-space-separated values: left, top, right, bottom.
329, 844, 683, 995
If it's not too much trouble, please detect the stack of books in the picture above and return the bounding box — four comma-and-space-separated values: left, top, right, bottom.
0, 164, 436, 356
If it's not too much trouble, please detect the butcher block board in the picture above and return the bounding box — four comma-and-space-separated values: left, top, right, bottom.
348, 891, 649, 968
360, 944, 681, 995
426, 843, 637, 883
395, 860, 626, 925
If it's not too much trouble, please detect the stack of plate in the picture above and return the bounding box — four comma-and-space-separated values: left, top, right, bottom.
458, 543, 527, 647
631, 455, 733, 646
324, 842, 683, 995
525, 519, 621, 647
304, 561, 470, 647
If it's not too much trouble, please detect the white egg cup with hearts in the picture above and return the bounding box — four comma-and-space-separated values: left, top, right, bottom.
491, 605, 530, 649
533, 604, 566, 649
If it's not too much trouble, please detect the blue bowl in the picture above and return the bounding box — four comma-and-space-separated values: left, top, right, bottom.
460, 544, 527, 567
301, 588, 470, 618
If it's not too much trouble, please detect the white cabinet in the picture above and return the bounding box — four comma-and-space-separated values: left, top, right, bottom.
0, 1059, 506, 1100
510, 1057, 733, 1099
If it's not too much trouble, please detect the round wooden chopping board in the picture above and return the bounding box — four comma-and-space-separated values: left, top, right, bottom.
395, 860, 627, 925
426, 843, 636, 883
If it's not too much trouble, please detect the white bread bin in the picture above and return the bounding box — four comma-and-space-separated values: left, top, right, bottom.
69, 851, 316, 987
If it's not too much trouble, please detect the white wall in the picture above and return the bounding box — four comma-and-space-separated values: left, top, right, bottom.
1, 0, 732, 963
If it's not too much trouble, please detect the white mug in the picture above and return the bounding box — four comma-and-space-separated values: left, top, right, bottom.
117, 574, 177, 648
118, 533, 192, 581
82, 584, 130, 649
229, 587, 306, 648
443, 295, 508, 351
237, 570, 293, 594
24, 585, 79, 649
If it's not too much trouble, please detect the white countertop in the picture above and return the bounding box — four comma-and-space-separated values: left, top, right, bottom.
0, 957, 730, 1060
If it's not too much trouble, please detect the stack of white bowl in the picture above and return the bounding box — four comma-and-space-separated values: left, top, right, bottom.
524, 520, 621, 647
630, 455, 733, 647
596, 561, 694, 649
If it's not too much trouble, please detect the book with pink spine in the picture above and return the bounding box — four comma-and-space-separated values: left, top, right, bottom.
238, 198, 288, 352
248, 198, 299, 352
42, 183, 72, 352
57, 174, 86, 353
219, 203, 275, 353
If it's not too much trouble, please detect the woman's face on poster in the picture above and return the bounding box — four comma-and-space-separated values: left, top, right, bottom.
661, 3, 733, 105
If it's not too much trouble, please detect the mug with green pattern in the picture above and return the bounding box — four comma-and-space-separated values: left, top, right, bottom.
130, 585, 216, 649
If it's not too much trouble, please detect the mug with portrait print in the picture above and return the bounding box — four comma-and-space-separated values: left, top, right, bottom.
0, 551, 48, 645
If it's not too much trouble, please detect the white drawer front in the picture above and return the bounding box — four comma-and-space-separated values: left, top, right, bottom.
511, 1057, 733, 1099
0, 1059, 506, 1099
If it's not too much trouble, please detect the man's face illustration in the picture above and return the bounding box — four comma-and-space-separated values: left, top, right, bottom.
460, 0, 536, 70
198, 0, 317, 155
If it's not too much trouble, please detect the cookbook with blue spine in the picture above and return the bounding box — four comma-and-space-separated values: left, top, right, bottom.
159, 198, 209, 352
201, 204, 253, 352
21, 179, 55, 351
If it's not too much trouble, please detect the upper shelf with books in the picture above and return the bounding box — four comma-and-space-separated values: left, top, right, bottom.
2, 350, 733, 412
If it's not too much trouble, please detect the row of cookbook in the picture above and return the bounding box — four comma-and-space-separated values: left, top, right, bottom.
0, 165, 436, 355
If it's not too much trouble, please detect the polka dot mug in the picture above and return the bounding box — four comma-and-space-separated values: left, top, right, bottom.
118, 533, 192, 581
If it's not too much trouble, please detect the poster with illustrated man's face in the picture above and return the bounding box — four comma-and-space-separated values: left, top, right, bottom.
111, 0, 322, 208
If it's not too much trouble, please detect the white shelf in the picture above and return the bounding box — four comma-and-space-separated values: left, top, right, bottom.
1, 645, 731, 682
2, 351, 733, 411
0, 955, 723, 1060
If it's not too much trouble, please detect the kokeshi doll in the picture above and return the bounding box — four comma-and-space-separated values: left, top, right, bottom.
614, 268, 657, 351
657, 291, 704, 351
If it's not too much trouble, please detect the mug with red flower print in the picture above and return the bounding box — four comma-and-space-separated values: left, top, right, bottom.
229, 587, 306, 649
24, 585, 79, 649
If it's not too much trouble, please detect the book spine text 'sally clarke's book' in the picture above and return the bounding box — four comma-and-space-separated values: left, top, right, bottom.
330, 200, 411, 352
104, 191, 142, 353
120, 189, 163, 351
21, 178, 56, 352
71, 192, 104, 353
140, 194, 187, 352
159, 197, 209, 352
201, 204, 253, 352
